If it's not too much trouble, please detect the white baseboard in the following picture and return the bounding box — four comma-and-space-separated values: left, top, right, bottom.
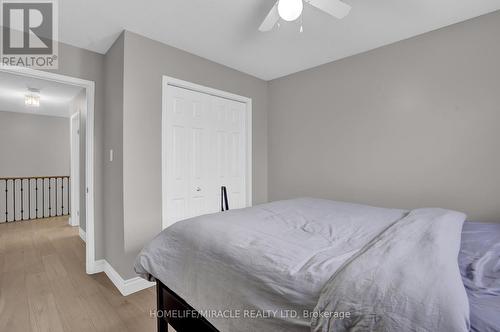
103, 261, 155, 296
88, 259, 106, 274
86, 259, 153, 296
79, 228, 86, 242
88, 260, 153, 296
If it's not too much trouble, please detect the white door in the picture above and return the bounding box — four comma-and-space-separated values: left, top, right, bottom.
70, 112, 80, 227
164, 85, 248, 227
211, 96, 247, 210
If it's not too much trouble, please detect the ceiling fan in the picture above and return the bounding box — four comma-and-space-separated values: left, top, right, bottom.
259, 0, 351, 32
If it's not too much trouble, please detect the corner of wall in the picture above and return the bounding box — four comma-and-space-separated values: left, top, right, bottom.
103, 30, 127, 279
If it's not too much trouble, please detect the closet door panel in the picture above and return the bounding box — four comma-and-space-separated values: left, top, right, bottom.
211, 97, 247, 210
165, 86, 212, 224
164, 84, 248, 227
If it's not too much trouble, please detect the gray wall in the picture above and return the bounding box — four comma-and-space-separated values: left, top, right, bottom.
10, 10, 495, 281
103, 33, 127, 272
48, 42, 106, 259
112, 31, 269, 278
0, 111, 70, 177
268, 11, 500, 222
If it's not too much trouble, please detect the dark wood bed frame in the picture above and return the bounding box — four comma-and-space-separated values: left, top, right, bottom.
156, 280, 220, 332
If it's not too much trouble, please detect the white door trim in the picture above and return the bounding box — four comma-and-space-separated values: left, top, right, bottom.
0, 66, 97, 275
161, 76, 253, 230
69, 112, 80, 227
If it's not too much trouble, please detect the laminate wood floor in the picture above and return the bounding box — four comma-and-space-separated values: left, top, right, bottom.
0, 217, 157, 332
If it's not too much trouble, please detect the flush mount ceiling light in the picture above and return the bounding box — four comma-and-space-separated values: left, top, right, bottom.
278, 0, 303, 22
259, 0, 352, 32
25, 88, 40, 107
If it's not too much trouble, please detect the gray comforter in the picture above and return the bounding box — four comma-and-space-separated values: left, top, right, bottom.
460, 222, 500, 332
135, 198, 470, 332
312, 208, 469, 332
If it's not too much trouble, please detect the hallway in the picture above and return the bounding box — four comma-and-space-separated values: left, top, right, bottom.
0, 217, 156, 331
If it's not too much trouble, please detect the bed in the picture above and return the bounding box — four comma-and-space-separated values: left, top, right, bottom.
135, 198, 500, 332
460, 222, 500, 332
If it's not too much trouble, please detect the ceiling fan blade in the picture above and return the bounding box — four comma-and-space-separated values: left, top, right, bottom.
307, 0, 351, 19
259, 2, 280, 32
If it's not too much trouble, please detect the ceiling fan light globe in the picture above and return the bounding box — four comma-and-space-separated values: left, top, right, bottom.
278, 0, 303, 22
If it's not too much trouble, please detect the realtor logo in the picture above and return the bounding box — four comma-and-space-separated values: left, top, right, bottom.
1, 0, 58, 68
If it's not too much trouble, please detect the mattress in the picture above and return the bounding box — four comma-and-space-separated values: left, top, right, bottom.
135, 198, 408, 332
135, 198, 499, 332
460, 222, 500, 332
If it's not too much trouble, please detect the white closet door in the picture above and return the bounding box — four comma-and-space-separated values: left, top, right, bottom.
211, 96, 247, 210
165, 86, 213, 224
164, 85, 248, 226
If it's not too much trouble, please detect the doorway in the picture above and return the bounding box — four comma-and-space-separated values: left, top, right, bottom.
0, 66, 96, 274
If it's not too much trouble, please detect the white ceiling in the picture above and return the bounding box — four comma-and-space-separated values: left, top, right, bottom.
59, 0, 500, 80
0, 72, 83, 118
